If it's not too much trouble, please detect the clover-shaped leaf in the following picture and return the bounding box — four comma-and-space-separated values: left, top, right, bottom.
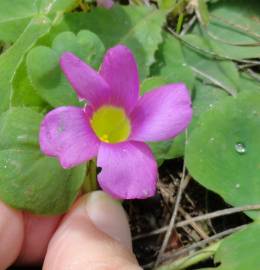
196, 223, 260, 270
0, 108, 85, 214
0, 0, 77, 42
27, 30, 105, 108
186, 91, 260, 219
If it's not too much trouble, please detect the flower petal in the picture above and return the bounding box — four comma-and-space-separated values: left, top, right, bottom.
40, 106, 100, 168
99, 45, 139, 113
60, 52, 111, 109
130, 83, 192, 142
97, 141, 157, 199
97, 0, 114, 8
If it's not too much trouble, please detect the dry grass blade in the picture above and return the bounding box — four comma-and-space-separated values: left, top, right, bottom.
154, 147, 190, 267
133, 204, 260, 241
161, 224, 247, 263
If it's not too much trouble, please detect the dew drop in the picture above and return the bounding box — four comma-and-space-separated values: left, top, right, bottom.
17, 135, 28, 141
235, 143, 246, 154
252, 110, 257, 116
209, 137, 215, 143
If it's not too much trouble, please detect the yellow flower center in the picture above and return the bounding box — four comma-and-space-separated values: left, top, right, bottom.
90, 106, 131, 144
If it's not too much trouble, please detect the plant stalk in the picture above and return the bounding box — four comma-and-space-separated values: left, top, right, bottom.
82, 159, 98, 193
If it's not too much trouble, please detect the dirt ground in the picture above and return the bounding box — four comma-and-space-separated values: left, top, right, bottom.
125, 159, 251, 269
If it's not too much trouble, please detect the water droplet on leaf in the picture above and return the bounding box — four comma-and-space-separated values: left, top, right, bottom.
17, 135, 28, 141
235, 183, 240, 188
235, 143, 246, 154
252, 110, 257, 116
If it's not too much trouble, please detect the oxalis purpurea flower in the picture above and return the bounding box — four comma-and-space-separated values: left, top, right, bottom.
39, 45, 192, 199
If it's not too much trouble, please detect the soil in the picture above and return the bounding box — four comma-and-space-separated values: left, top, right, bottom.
125, 159, 251, 269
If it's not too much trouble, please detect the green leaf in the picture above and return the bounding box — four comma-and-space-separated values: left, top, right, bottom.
27, 30, 105, 108
185, 0, 260, 61
0, 0, 36, 43
0, 107, 85, 214
208, 0, 260, 44
52, 30, 105, 70
41, 5, 166, 79
12, 60, 47, 108
149, 140, 173, 166
0, 0, 77, 42
37, 0, 78, 13
0, 16, 51, 114
182, 34, 240, 96
151, 33, 195, 90
197, 0, 209, 26
167, 81, 228, 159
198, 223, 260, 270
27, 46, 79, 108
141, 76, 171, 95
147, 33, 196, 161
191, 81, 228, 121
157, 0, 176, 11
186, 25, 260, 62
186, 91, 260, 219
239, 72, 260, 93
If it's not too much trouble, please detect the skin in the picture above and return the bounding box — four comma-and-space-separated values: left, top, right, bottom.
0, 191, 141, 270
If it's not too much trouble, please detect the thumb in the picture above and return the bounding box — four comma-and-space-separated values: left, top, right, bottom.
0, 201, 24, 270
43, 191, 141, 270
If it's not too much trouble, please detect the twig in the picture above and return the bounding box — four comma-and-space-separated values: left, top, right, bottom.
133, 204, 260, 240
161, 224, 247, 262
180, 15, 197, 35
133, 226, 168, 241
246, 69, 260, 82
176, 204, 260, 228
189, 66, 237, 96
154, 149, 190, 267
239, 62, 260, 70
178, 207, 209, 240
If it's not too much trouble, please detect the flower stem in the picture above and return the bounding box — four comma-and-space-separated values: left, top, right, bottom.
82, 159, 98, 193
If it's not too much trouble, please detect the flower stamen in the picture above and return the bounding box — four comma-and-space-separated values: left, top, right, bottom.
90, 105, 131, 143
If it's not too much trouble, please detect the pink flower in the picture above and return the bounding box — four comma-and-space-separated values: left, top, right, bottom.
39, 45, 192, 199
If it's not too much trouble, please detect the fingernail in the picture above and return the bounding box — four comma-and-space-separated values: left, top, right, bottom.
85, 191, 132, 250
